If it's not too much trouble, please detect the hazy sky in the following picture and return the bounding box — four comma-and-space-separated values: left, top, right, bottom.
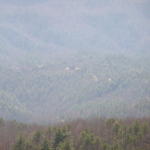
0, 0, 149, 52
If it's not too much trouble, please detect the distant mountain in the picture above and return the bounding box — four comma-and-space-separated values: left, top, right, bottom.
0, 0, 149, 63
0, 90, 31, 121
0, 51, 150, 122
0, 0, 150, 122
0, 0, 48, 5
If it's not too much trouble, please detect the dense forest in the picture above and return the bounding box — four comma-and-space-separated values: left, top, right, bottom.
0, 118, 150, 150
0, 51, 150, 122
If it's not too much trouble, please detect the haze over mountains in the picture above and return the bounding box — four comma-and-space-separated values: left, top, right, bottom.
0, 0, 150, 123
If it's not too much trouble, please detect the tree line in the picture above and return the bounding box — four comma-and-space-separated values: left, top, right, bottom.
0, 118, 150, 150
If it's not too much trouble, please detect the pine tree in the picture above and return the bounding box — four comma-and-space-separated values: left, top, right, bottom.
41, 140, 50, 150
57, 140, 74, 150
80, 129, 101, 150
33, 131, 43, 144
13, 136, 26, 150
53, 127, 70, 150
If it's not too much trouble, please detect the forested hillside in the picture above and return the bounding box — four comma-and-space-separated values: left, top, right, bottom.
0, 1, 150, 149
0, 0, 150, 122
0, 51, 150, 122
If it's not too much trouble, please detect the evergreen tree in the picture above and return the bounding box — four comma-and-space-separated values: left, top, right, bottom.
33, 131, 43, 144
41, 140, 50, 150
13, 136, 26, 150
53, 127, 70, 150
80, 129, 101, 150
57, 140, 74, 150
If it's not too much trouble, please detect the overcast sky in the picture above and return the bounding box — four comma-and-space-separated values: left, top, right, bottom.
0, 0, 149, 53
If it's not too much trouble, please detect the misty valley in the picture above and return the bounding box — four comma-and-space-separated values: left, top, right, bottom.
0, 0, 150, 149
0, 51, 150, 150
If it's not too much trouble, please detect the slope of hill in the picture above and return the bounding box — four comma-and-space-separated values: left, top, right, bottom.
0, 0, 150, 61
0, 51, 150, 122
0, 0, 150, 122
